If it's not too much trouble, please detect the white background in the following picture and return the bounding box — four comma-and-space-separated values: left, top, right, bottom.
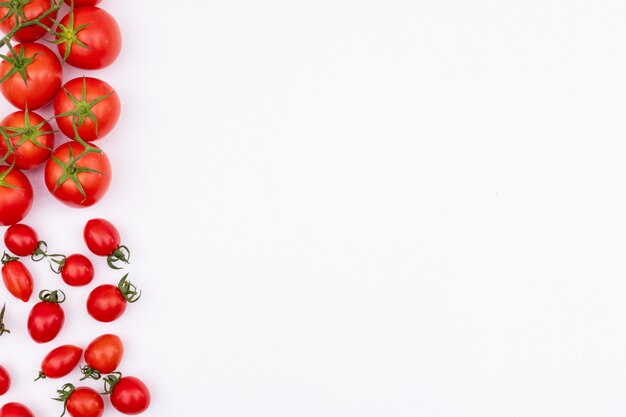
1, 0, 626, 416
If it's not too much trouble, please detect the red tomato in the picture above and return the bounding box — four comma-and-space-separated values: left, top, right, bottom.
0, 110, 55, 169
56, 7, 121, 69
54, 77, 120, 141
55, 384, 104, 417
87, 275, 140, 322
65, 0, 102, 5
61, 254, 94, 286
0, 402, 34, 417
105, 375, 150, 415
0, 42, 62, 110
0, 165, 32, 226
0, 0, 58, 42
28, 289, 65, 343
84, 218, 130, 268
37, 345, 83, 380
1, 256, 33, 302
4, 224, 38, 256
0, 365, 10, 396
82, 334, 123, 379
44, 141, 111, 207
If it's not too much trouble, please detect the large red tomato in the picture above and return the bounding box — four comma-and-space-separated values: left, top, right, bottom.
0, 110, 55, 169
56, 7, 121, 69
0, 0, 58, 42
0, 165, 33, 226
0, 42, 62, 110
44, 142, 111, 207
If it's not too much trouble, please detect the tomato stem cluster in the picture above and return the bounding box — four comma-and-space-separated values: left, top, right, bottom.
0, 303, 9, 336
52, 382, 75, 417
118, 274, 141, 303
39, 288, 65, 303
79, 365, 101, 381
31, 240, 67, 273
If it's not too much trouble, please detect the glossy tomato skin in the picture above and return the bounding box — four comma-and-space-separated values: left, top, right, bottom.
0, 0, 58, 42
54, 77, 120, 141
84, 219, 120, 256
40, 345, 83, 379
0, 166, 33, 226
0, 110, 55, 169
0, 402, 34, 417
44, 142, 112, 208
58, 7, 121, 69
2, 260, 33, 302
0, 43, 62, 110
67, 387, 104, 417
85, 334, 123, 373
0, 365, 10, 395
87, 285, 126, 322
65, 0, 102, 5
4, 224, 38, 256
61, 254, 94, 286
110, 377, 150, 415
28, 301, 65, 343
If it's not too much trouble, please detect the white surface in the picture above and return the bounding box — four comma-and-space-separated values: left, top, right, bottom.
1, 0, 626, 415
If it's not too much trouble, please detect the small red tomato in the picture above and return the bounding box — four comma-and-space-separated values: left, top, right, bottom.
60, 254, 94, 286
28, 289, 65, 343
0, 402, 34, 417
1, 255, 33, 302
0, 0, 58, 42
104, 374, 150, 415
54, 77, 120, 141
84, 219, 130, 268
56, 7, 121, 69
0, 365, 10, 395
55, 384, 104, 417
65, 0, 102, 5
82, 334, 123, 379
0, 42, 62, 110
0, 110, 55, 170
4, 224, 38, 256
37, 345, 83, 380
0, 165, 33, 226
87, 275, 140, 323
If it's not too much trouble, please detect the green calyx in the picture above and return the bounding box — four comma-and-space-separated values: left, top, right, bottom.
53, 383, 75, 417
0, 107, 54, 164
0, 303, 10, 336
118, 274, 141, 303
0, 45, 38, 84
80, 365, 102, 381
108, 245, 130, 269
30, 240, 67, 274
56, 77, 112, 139
0, 161, 23, 190
52, 6, 89, 61
0, 0, 33, 27
101, 372, 122, 395
1, 251, 18, 264
34, 370, 46, 381
51, 141, 103, 202
39, 289, 66, 304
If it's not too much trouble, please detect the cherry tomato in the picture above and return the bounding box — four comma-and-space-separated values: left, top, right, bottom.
87, 275, 140, 322
65, 0, 102, 5
61, 254, 94, 286
0, 165, 32, 226
1, 256, 33, 302
0, 0, 58, 42
37, 345, 83, 380
0, 110, 55, 169
4, 224, 38, 256
82, 334, 123, 379
84, 219, 130, 268
28, 289, 65, 343
44, 141, 111, 208
0, 365, 10, 395
0, 402, 34, 417
55, 384, 104, 417
56, 6, 121, 69
54, 77, 120, 141
105, 374, 150, 415
0, 42, 62, 110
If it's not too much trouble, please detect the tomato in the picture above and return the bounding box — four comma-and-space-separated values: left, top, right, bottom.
37, 345, 83, 380
56, 7, 121, 69
87, 275, 140, 322
82, 334, 123, 379
54, 77, 120, 141
0, 403, 34, 417
1, 256, 32, 302
104, 374, 150, 415
4, 224, 38, 256
61, 254, 94, 286
55, 384, 104, 417
65, 0, 102, 5
0, 365, 10, 395
0, 110, 54, 170
84, 218, 130, 268
28, 289, 65, 343
0, 42, 62, 110
0, 0, 58, 42
0, 165, 32, 226
44, 142, 111, 207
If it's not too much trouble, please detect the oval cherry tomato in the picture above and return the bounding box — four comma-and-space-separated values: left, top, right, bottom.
0, 402, 34, 417
4, 224, 38, 256
0, 165, 33, 226
56, 7, 121, 69
38, 345, 82, 380
105, 375, 150, 415
0, 0, 58, 42
1, 256, 33, 302
84, 218, 130, 268
54, 77, 120, 141
61, 254, 94, 286
44, 142, 111, 208
28, 290, 65, 343
0, 42, 62, 110
82, 334, 123, 378
0, 365, 10, 395
87, 275, 140, 322
0, 110, 55, 169
55, 384, 104, 417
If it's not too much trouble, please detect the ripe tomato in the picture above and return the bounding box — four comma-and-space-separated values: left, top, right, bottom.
0, 403, 34, 417
65, 0, 102, 5
87, 275, 140, 322
82, 334, 123, 379
0, 165, 32, 226
37, 345, 83, 380
0, 110, 55, 169
4, 223, 38, 256
84, 218, 130, 268
55, 384, 104, 417
44, 142, 111, 207
54, 77, 120, 141
0, 42, 62, 110
104, 374, 150, 415
28, 289, 65, 343
61, 254, 94, 286
0, 0, 58, 42
56, 7, 121, 69
1, 256, 32, 302
0, 365, 10, 395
